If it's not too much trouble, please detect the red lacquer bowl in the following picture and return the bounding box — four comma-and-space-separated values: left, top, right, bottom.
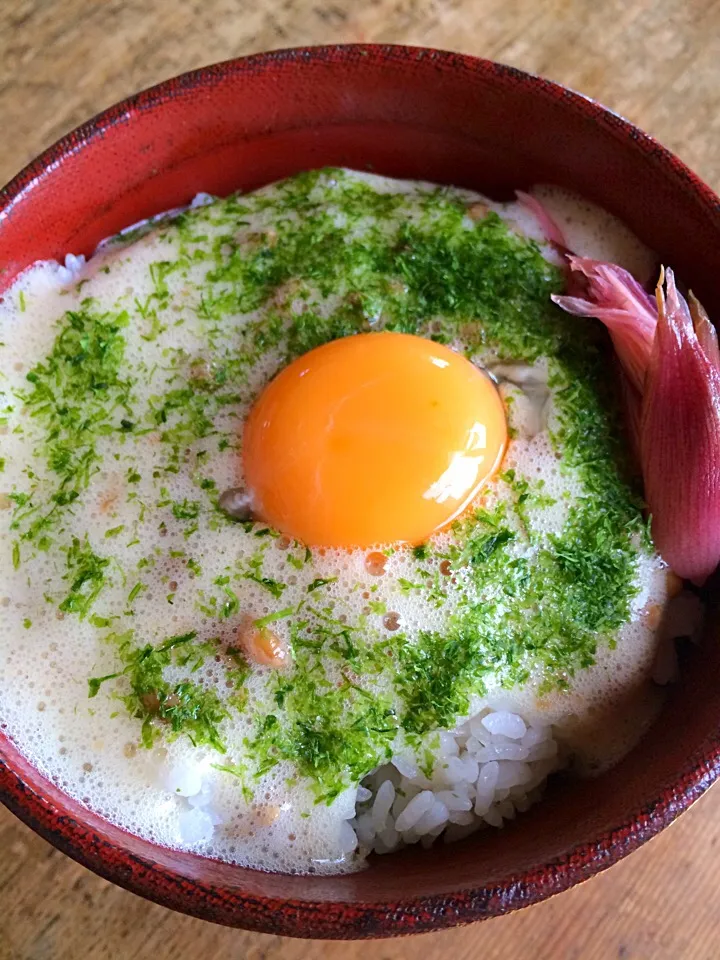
1, 45, 719, 940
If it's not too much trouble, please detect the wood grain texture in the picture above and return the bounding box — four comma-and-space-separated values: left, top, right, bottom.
1, 1, 719, 957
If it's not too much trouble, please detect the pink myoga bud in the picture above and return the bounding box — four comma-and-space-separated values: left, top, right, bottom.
640, 269, 720, 585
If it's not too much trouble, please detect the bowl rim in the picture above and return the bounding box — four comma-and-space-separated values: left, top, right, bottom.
1, 42, 720, 939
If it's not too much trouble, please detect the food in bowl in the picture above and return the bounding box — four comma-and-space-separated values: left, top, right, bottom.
0, 167, 708, 874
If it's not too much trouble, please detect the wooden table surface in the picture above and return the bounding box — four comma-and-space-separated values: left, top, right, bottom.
1, 2, 720, 958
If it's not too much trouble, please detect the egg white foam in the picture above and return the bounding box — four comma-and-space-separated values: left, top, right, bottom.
0, 171, 667, 873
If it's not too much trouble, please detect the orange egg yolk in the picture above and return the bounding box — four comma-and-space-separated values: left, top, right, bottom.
242, 332, 507, 548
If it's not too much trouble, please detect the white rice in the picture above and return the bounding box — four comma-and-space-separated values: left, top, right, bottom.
163, 703, 561, 856
64, 581, 698, 859
351, 706, 561, 856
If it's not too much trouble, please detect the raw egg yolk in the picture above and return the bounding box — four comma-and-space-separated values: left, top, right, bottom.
243, 332, 507, 548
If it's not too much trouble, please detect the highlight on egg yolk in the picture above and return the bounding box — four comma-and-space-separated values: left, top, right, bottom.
242, 332, 507, 548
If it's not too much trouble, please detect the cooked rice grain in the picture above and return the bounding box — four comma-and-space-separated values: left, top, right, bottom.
352, 707, 562, 855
